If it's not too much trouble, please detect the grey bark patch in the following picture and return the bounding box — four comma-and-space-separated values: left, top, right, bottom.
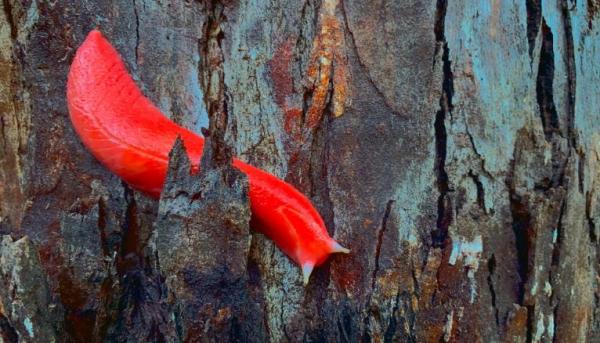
154, 137, 264, 341
343, 0, 437, 115
0, 235, 63, 341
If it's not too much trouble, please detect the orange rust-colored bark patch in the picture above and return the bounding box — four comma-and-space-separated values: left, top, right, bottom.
268, 0, 348, 137
375, 269, 403, 299
283, 107, 304, 140
332, 256, 363, 293
504, 304, 528, 341
434, 241, 464, 294
416, 315, 447, 343
334, 267, 361, 292
305, 12, 348, 129
419, 248, 442, 309
213, 307, 232, 325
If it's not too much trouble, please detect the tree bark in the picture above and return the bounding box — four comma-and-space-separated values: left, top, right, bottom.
1, 0, 599, 342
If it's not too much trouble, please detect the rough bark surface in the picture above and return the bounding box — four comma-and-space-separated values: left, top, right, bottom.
0, 0, 599, 342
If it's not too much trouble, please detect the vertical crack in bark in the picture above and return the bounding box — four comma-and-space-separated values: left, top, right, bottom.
526, 304, 534, 342
118, 187, 141, 274
363, 200, 394, 341
508, 190, 532, 304
199, 0, 232, 169
487, 254, 500, 326
464, 122, 493, 178
371, 200, 395, 291
132, 0, 140, 65
561, 0, 577, 148
536, 19, 560, 141
586, 191, 597, 242
578, 149, 585, 193
468, 170, 486, 212
433, 0, 453, 249
2, 0, 17, 40
433, 0, 447, 51
526, 0, 542, 59
433, 105, 451, 249
552, 304, 559, 339
109, 179, 175, 341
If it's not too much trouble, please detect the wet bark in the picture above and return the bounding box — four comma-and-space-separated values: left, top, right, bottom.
1, 0, 599, 342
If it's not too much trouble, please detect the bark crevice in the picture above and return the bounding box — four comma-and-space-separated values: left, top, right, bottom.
0, 313, 18, 343
469, 170, 486, 212
536, 18, 560, 141
2, 0, 17, 40
526, 0, 542, 59
132, 0, 140, 65
487, 254, 500, 326
199, 0, 232, 169
371, 200, 395, 291
508, 191, 532, 304
433, 0, 453, 249
561, 0, 577, 148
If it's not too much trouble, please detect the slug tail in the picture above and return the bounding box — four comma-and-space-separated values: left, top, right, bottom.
330, 241, 350, 254
302, 263, 314, 285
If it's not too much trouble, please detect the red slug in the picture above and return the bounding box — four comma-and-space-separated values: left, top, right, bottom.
66, 30, 349, 284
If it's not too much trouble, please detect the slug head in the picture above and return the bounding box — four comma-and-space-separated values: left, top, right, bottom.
275, 206, 349, 285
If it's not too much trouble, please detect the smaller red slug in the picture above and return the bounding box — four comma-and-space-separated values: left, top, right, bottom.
66, 30, 349, 284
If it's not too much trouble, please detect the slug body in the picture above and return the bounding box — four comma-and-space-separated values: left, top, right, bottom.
67, 30, 348, 284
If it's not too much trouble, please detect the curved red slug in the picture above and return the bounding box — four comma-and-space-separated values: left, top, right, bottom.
67, 30, 348, 284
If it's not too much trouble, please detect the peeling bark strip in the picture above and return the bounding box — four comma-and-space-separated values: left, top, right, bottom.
304, 0, 348, 129
1, 0, 599, 341
200, 0, 231, 168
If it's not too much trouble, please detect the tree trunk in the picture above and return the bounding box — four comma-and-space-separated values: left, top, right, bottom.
1, 0, 599, 342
